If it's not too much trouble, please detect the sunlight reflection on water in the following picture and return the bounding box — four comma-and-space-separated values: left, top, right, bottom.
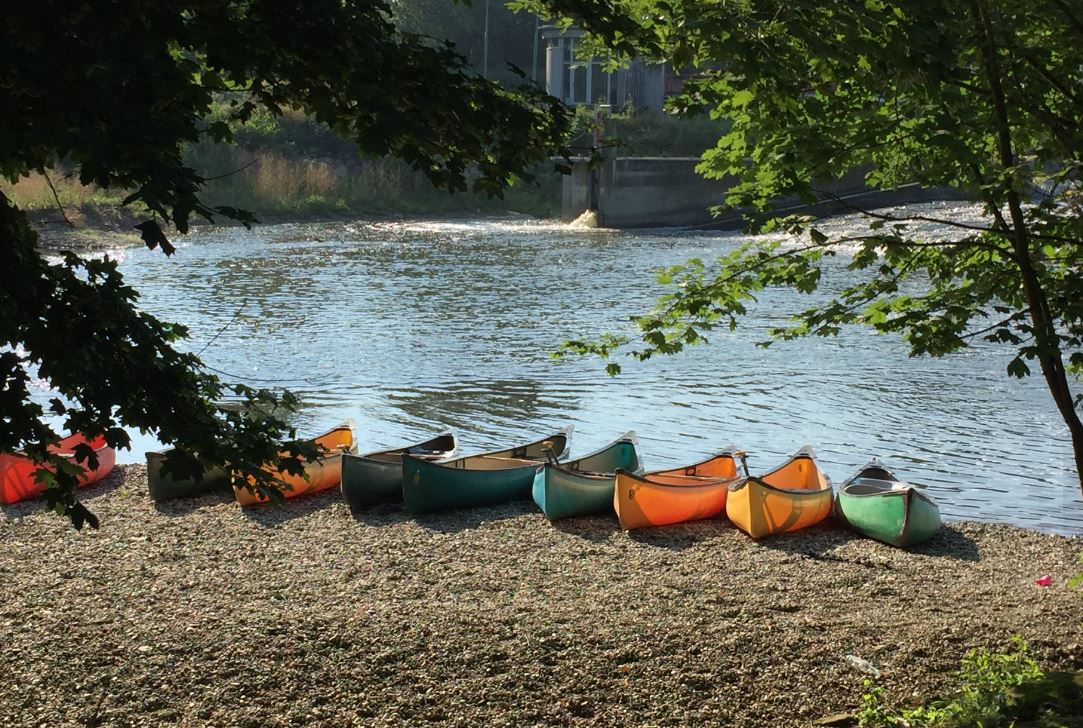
36, 203, 1083, 534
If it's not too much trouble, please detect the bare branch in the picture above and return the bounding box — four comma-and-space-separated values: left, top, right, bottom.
202, 159, 259, 182
39, 169, 74, 227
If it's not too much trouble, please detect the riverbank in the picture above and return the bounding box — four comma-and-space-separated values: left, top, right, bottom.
1, 465, 1079, 726
21, 203, 554, 255
6, 154, 561, 253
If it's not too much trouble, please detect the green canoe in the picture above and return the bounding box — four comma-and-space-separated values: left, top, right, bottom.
341, 431, 458, 512
402, 426, 572, 514
835, 458, 941, 547
146, 449, 231, 501
532, 432, 642, 520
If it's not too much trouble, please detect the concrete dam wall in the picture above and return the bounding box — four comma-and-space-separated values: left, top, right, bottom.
562, 157, 968, 229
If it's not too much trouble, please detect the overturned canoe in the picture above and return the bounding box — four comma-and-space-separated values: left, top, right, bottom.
614, 448, 741, 530
402, 426, 572, 514
1, 433, 117, 505
836, 458, 940, 547
726, 446, 833, 539
532, 432, 641, 520
341, 431, 458, 511
233, 424, 357, 505
147, 449, 230, 501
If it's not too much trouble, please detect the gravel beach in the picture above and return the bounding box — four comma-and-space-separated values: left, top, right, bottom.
1, 465, 1080, 727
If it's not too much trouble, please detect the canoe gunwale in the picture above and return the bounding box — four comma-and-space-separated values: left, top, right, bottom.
8, 432, 113, 463
728, 473, 832, 497
645, 444, 742, 478
728, 446, 832, 495
838, 458, 938, 509
475, 425, 574, 460
615, 467, 742, 491
433, 426, 574, 470
436, 455, 545, 471
543, 432, 639, 479
541, 467, 617, 482
347, 430, 459, 466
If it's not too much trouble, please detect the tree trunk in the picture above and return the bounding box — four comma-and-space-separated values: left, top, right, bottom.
973, 0, 1083, 495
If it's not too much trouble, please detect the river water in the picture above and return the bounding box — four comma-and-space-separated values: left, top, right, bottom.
48, 202, 1083, 534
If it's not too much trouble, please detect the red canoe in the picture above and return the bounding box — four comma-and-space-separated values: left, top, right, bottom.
0, 433, 117, 505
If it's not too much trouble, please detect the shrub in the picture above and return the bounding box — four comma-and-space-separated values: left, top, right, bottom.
857, 637, 1047, 727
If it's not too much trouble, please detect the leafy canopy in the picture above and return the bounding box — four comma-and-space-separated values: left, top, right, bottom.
1, 0, 574, 525
533, 0, 1083, 489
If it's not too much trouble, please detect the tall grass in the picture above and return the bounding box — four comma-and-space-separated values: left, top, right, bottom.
2, 172, 124, 211
187, 142, 561, 218
3, 147, 561, 221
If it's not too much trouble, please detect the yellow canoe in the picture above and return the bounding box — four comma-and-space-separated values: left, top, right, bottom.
726, 446, 833, 538
233, 424, 357, 505
614, 449, 741, 530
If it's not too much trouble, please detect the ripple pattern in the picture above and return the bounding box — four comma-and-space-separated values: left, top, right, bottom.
39, 207, 1083, 534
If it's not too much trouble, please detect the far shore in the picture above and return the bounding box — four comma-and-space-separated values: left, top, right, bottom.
23, 199, 554, 253
1, 464, 1080, 726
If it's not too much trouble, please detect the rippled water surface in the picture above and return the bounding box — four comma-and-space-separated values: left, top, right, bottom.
63, 203, 1083, 533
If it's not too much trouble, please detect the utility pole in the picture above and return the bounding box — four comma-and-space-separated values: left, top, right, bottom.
531, 16, 540, 82
482, 0, 490, 79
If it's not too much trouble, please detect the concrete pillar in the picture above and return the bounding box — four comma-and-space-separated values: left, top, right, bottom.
642, 64, 665, 112
545, 40, 563, 100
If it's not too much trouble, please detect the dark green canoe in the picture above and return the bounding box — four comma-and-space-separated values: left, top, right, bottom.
835, 458, 941, 547
532, 432, 642, 520
146, 449, 231, 501
341, 431, 458, 512
402, 426, 572, 514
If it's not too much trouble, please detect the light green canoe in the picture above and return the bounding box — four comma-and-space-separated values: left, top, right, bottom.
532, 432, 642, 520
402, 426, 572, 514
835, 458, 941, 547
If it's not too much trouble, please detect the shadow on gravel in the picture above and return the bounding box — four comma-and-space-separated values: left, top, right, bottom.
757, 520, 981, 563
627, 518, 732, 550
239, 488, 341, 527
152, 488, 234, 516
408, 500, 537, 533
755, 521, 864, 561
551, 516, 620, 543
908, 525, 981, 562
348, 502, 414, 527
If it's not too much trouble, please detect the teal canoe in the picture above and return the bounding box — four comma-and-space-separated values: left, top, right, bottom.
835, 458, 941, 547
532, 432, 642, 520
146, 449, 231, 501
341, 431, 458, 512
402, 426, 573, 514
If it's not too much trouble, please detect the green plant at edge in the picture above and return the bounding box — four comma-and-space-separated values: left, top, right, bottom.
857, 637, 1045, 727
1069, 551, 1083, 590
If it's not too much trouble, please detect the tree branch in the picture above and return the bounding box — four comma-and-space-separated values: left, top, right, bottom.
1047, 0, 1083, 37
39, 169, 74, 227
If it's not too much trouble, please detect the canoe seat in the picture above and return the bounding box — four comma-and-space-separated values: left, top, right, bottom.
846, 477, 909, 494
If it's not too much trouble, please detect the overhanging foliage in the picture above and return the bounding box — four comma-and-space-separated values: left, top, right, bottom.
1, 0, 575, 525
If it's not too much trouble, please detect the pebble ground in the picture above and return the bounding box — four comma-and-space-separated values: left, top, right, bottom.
1, 465, 1080, 727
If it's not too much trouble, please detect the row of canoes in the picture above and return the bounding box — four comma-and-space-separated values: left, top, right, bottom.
1, 424, 941, 547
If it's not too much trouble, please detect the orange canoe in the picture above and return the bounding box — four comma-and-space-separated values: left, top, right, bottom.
614, 448, 742, 530
233, 424, 357, 505
726, 446, 833, 539
0, 433, 117, 505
